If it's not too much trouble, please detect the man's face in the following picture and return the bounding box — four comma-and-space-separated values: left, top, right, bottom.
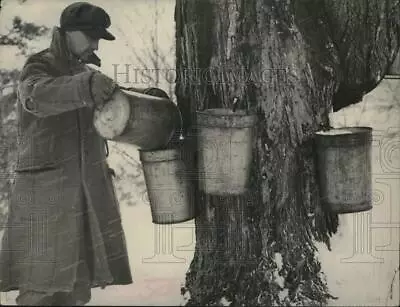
66, 30, 99, 62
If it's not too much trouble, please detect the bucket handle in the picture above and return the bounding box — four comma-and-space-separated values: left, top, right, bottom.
232, 97, 239, 112
232, 96, 251, 115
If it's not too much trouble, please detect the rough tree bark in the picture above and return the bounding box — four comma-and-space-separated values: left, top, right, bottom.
174, 0, 400, 306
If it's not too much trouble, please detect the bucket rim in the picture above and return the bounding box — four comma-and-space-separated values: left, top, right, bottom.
196, 108, 257, 117
315, 126, 373, 137
315, 126, 373, 147
152, 215, 196, 224
196, 108, 258, 128
120, 88, 171, 102
139, 147, 182, 162
138, 146, 181, 153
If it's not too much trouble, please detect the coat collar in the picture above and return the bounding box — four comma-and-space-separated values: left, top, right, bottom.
48, 27, 101, 72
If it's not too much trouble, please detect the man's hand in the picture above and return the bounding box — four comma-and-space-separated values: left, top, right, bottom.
90, 72, 118, 109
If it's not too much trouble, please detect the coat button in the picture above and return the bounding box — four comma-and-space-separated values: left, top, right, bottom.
24, 97, 36, 111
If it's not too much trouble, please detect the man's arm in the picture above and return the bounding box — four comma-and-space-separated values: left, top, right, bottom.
17, 60, 95, 117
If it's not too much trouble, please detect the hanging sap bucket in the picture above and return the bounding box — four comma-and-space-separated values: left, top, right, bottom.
315, 127, 373, 214
196, 108, 258, 195
93, 87, 181, 150
139, 146, 196, 224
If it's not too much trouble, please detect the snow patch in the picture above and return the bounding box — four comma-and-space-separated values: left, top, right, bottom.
274, 252, 283, 270
318, 80, 400, 306
4, 110, 16, 121
278, 288, 289, 301
0, 85, 15, 97
179, 287, 191, 306
273, 270, 285, 288
219, 296, 232, 306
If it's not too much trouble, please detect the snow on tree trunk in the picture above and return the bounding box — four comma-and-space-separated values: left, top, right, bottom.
175, 0, 400, 306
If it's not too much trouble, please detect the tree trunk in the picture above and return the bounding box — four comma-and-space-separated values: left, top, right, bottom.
174, 0, 400, 305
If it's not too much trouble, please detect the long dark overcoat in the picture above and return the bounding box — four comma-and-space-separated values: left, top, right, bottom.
0, 27, 133, 293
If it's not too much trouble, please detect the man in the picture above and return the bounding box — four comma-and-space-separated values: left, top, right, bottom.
0, 2, 133, 305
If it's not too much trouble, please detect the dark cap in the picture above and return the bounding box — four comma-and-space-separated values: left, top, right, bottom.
60, 2, 115, 40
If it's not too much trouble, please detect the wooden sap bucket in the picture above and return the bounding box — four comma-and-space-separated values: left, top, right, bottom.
196, 108, 258, 195
93, 88, 181, 150
315, 127, 373, 214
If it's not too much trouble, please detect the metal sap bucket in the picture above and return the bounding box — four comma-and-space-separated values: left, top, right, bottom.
315, 127, 373, 214
93, 87, 181, 150
139, 146, 196, 224
196, 108, 258, 195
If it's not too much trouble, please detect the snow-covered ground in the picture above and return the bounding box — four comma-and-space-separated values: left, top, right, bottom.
1, 0, 399, 306
319, 79, 400, 307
